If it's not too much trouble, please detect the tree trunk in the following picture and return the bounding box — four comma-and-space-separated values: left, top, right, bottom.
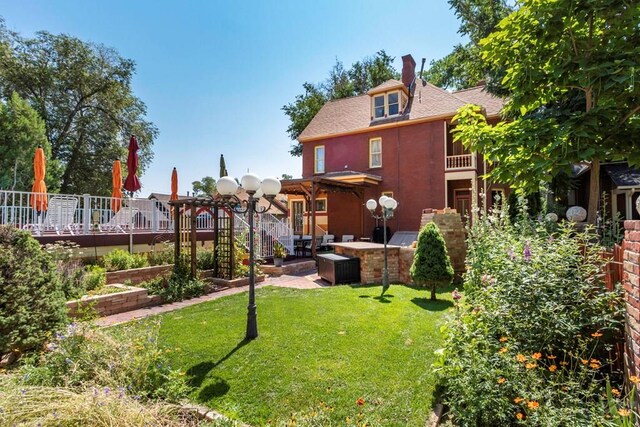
587, 158, 600, 224
431, 284, 437, 301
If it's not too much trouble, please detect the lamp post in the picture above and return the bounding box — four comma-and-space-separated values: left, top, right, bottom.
216, 173, 281, 340
366, 195, 398, 296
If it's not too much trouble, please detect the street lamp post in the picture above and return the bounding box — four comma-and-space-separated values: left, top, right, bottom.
217, 173, 281, 340
366, 195, 398, 296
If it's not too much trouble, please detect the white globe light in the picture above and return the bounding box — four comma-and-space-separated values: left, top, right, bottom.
241, 173, 262, 192
545, 212, 558, 223
366, 199, 377, 211
261, 177, 281, 196
383, 197, 398, 210
379, 195, 389, 206
217, 176, 238, 196
254, 188, 264, 199
566, 206, 587, 222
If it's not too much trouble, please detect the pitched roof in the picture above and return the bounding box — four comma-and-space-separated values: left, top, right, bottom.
452, 85, 504, 117
367, 79, 406, 95
299, 79, 504, 141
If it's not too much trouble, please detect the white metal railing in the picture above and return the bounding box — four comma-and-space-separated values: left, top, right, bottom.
446, 154, 475, 170
233, 211, 293, 258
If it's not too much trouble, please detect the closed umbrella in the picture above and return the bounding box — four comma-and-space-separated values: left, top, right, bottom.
30, 146, 47, 212
123, 135, 141, 193
111, 160, 123, 212
219, 154, 228, 178
170, 167, 178, 201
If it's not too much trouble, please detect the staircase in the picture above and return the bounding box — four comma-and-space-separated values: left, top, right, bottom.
233, 212, 293, 258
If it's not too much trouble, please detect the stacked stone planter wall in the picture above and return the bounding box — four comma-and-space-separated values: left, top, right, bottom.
106, 264, 173, 285
66, 284, 162, 318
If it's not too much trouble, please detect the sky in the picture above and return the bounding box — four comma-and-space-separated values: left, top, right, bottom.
0, 0, 466, 197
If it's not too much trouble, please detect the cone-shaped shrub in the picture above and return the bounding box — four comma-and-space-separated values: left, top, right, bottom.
0, 226, 67, 355
410, 222, 454, 300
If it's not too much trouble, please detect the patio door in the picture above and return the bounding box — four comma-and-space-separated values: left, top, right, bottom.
454, 190, 471, 223
292, 201, 304, 235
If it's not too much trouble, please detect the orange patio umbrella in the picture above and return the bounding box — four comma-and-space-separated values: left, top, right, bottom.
111, 159, 123, 212
30, 146, 47, 212
170, 167, 178, 201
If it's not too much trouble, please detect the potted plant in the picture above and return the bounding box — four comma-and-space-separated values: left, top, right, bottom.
273, 240, 287, 267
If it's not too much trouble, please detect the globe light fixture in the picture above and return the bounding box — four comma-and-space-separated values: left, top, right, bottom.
366, 196, 398, 296
215, 173, 281, 340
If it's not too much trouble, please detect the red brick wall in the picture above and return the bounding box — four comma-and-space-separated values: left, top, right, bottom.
302, 120, 447, 233
624, 220, 640, 384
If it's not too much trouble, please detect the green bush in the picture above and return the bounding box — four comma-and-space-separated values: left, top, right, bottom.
437, 210, 627, 426
102, 249, 149, 272
196, 248, 216, 270
82, 265, 106, 292
0, 226, 67, 355
140, 256, 204, 303
44, 240, 86, 300
410, 222, 454, 300
147, 242, 174, 266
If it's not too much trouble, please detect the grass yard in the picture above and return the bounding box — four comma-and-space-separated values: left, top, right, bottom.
156, 284, 455, 426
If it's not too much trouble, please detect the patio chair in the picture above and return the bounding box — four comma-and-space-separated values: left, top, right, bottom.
99, 206, 140, 233
304, 236, 323, 256
27, 196, 79, 235
320, 234, 335, 251
341, 234, 354, 242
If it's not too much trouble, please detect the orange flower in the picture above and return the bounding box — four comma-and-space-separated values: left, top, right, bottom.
611, 388, 621, 397
497, 377, 506, 384
525, 362, 537, 369
560, 361, 569, 366
589, 359, 601, 369
516, 413, 524, 420
547, 355, 557, 360
619, 408, 631, 417
516, 354, 527, 363
499, 336, 508, 342
581, 359, 589, 365
527, 400, 540, 410
514, 397, 523, 404
499, 347, 508, 354
591, 331, 603, 338
356, 398, 365, 406
630, 375, 640, 384
532, 352, 542, 360
549, 365, 557, 372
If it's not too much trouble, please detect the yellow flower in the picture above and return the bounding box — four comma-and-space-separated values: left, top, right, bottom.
516, 413, 524, 420
630, 376, 640, 384
525, 362, 537, 369
619, 408, 631, 417
589, 359, 601, 369
514, 397, 523, 404
547, 355, 557, 360
499, 347, 508, 354
611, 388, 621, 397
560, 361, 569, 366
527, 400, 540, 410
499, 336, 508, 342
549, 365, 557, 372
532, 352, 542, 360
581, 359, 589, 365
591, 331, 603, 338
497, 377, 506, 384
516, 354, 527, 363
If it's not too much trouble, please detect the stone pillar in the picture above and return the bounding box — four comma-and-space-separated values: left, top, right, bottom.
623, 220, 640, 387
420, 208, 466, 274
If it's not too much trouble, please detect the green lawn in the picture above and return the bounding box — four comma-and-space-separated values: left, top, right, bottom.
157, 284, 455, 426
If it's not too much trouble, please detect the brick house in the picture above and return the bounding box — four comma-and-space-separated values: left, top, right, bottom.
281, 54, 506, 242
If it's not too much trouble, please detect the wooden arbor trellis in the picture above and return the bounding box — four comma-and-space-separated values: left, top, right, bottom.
168, 197, 235, 279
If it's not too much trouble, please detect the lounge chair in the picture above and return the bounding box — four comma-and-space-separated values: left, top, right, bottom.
99, 207, 140, 233
25, 196, 79, 235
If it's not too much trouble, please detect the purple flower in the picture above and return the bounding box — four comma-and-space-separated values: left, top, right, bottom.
20, 389, 26, 395
523, 242, 532, 262
104, 387, 110, 395
452, 289, 462, 301
46, 342, 57, 351
93, 387, 99, 397
118, 387, 125, 399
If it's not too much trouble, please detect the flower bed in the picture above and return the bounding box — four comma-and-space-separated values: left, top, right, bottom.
66, 284, 161, 318
106, 264, 173, 286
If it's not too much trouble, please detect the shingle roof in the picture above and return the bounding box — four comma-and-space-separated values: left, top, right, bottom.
452, 85, 504, 117
299, 79, 504, 141
367, 79, 406, 95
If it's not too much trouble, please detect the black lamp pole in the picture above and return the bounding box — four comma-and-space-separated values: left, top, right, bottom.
245, 192, 258, 340
367, 196, 398, 297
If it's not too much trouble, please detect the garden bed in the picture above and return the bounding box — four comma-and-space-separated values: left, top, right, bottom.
66, 284, 161, 317
106, 264, 173, 285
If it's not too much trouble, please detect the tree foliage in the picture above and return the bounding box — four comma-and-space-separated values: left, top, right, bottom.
0, 21, 157, 195
423, 0, 513, 90
410, 223, 454, 300
453, 0, 640, 223
191, 176, 216, 197
0, 92, 62, 191
283, 50, 399, 156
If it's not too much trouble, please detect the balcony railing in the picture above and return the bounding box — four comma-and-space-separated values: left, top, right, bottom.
446, 154, 475, 170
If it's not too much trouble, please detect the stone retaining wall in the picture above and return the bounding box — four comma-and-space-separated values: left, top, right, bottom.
262, 260, 317, 277
624, 220, 640, 385
106, 264, 173, 285
66, 284, 162, 317
420, 208, 466, 273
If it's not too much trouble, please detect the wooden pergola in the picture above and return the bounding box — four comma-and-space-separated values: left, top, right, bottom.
279, 177, 371, 258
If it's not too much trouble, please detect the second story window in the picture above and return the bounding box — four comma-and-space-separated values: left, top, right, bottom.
388, 92, 399, 115
369, 138, 382, 168
374, 95, 385, 118
371, 91, 402, 120
314, 145, 325, 174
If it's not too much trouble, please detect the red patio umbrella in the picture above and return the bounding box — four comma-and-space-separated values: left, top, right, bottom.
170, 167, 178, 201
123, 135, 141, 194
30, 146, 47, 212
111, 159, 123, 212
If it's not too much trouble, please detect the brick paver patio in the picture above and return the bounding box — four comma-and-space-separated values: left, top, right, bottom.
96, 269, 327, 327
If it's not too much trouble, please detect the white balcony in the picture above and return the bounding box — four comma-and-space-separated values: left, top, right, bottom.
446, 154, 476, 170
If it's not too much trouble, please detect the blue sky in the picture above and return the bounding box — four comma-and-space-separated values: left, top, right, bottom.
0, 0, 466, 196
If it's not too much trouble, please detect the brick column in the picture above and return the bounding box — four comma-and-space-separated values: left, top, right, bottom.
623, 220, 640, 385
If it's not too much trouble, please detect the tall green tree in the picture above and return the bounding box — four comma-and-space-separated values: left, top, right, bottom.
192, 176, 216, 197
0, 23, 157, 195
423, 0, 513, 90
283, 51, 399, 156
0, 92, 62, 191
453, 0, 640, 223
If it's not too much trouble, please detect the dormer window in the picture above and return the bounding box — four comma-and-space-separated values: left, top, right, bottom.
371, 90, 404, 119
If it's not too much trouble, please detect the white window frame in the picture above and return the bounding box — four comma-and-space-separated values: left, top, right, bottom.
387, 91, 400, 116
373, 95, 385, 119
371, 91, 402, 120
314, 198, 327, 212
369, 138, 382, 168
314, 145, 325, 174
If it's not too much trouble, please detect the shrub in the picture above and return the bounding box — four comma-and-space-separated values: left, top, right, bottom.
410, 222, 453, 300
436, 210, 626, 426
102, 249, 149, 272
140, 256, 205, 303
147, 242, 175, 266
196, 248, 215, 270
0, 226, 67, 355
44, 240, 86, 300
83, 265, 107, 292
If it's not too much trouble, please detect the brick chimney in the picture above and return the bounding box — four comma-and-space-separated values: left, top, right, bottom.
401, 54, 416, 89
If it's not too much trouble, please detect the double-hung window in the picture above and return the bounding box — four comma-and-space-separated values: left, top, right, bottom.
372, 91, 402, 119
314, 145, 325, 174
373, 95, 385, 119
369, 138, 382, 168
387, 92, 399, 116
